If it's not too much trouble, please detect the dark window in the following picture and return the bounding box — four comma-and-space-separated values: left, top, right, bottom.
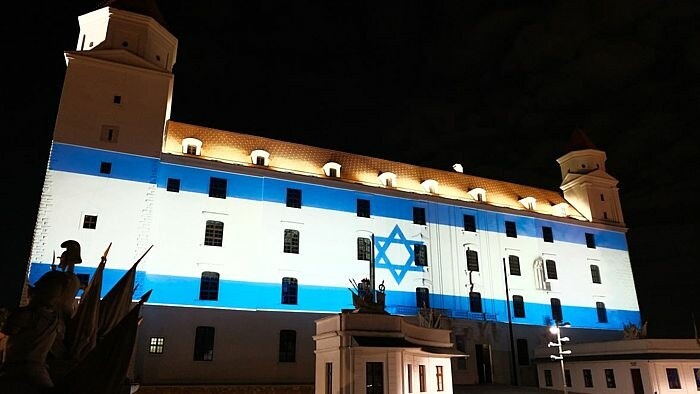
113, 95, 121, 104
367, 362, 384, 394
286, 188, 302, 208
83, 215, 98, 229
357, 199, 370, 218
204, 220, 224, 246
509, 255, 521, 276
357, 237, 371, 261
416, 287, 430, 309
149, 337, 164, 354
76, 273, 90, 289
583, 369, 593, 387
208, 177, 227, 199
545, 259, 558, 279
281, 277, 298, 305
565, 369, 572, 387
585, 232, 596, 248
414, 244, 428, 266
186, 144, 197, 155
590, 265, 601, 284
100, 125, 119, 142
600, 193, 605, 201
505, 221, 517, 238
100, 161, 112, 174
596, 302, 608, 323
199, 271, 219, 300
466, 250, 479, 271
255, 156, 265, 165
605, 369, 616, 388
512, 295, 525, 318
413, 207, 426, 225
544, 370, 553, 387
463, 214, 476, 232
279, 330, 296, 362
469, 292, 482, 313
328, 168, 337, 177
667, 368, 682, 389
542, 226, 554, 243
551, 298, 563, 323
516, 338, 529, 365
283, 229, 300, 254
436, 366, 444, 392
193, 326, 215, 361
407, 364, 413, 392
325, 363, 333, 394
419, 365, 426, 392
166, 178, 180, 193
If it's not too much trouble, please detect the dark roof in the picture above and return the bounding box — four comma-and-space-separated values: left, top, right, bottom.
565, 128, 598, 153
98, 0, 169, 31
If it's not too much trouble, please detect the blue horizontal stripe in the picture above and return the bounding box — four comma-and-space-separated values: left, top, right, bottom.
28, 263, 639, 330
49, 143, 628, 251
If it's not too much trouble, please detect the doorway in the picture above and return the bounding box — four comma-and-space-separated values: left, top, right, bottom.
630, 368, 644, 394
366, 362, 384, 394
475, 344, 493, 384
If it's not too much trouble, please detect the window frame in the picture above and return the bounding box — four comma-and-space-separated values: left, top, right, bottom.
149, 336, 164, 354
550, 298, 563, 323
204, 220, 224, 247
666, 368, 682, 389
416, 287, 430, 309
286, 188, 302, 208
281, 277, 298, 305
505, 221, 517, 238
278, 329, 297, 362
585, 232, 596, 248
208, 177, 227, 199
596, 301, 608, 323
469, 292, 482, 313
590, 264, 601, 284
357, 198, 370, 218
193, 326, 215, 361
545, 259, 558, 280
544, 369, 553, 387
82, 214, 98, 229
414, 244, 428, 266
436, 365, 444, 392
512, 295, 525, 318
466, 249, 479, 271
463, 214, 476, 232
283, 229, 300, 254
509, 255, 521, 276
199, 271, 220, 301
357, 237, 372, 261
413, 207, 426, 225
583, 369, 594, 387
542, 226, 554, 243
419, 364, 427, 392
605, 368, 616, 388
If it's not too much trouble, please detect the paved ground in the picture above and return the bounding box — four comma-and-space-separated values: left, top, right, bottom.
454, 384, 563, 393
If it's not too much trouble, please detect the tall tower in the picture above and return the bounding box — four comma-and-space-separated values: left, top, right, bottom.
556, 129, 624, 225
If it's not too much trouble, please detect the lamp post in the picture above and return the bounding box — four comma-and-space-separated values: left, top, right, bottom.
548, 322, 571, 394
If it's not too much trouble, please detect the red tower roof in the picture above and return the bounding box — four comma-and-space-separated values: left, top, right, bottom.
565, 128, 598, 153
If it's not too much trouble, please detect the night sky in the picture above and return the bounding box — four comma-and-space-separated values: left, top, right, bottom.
3, 0, 698, 338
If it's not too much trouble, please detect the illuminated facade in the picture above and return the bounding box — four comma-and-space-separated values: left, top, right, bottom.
26, 1, 641, 390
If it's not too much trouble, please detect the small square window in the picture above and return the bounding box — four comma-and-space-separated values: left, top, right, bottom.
463, 214, 476, 232
100, 162, 112, 174
585, 233, 596, 248
286, 188, 302, 208
357, 199, 370, 218
83, 215, 98, 229
256, 156, 266, 165
149, 337, 164, 354
413, 207, 426, 225
505, 221, 517, 238
186, 145, 198, 155
542, 226, 553, 243
328, 168, 337, 177
113, 95, 122, 104
414, 244, 428, 266
166, 178, 180, 193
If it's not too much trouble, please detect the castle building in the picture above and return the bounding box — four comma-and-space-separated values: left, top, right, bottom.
25, 1, 641, 391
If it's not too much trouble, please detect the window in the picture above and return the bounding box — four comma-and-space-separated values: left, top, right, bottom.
208, 177, 227, 199
419, 365, 426, 392
366, 362, 384, 394
509, 255, 521, 276
83, 215, 98, 229
325, 363, 333, 394
605, 369, 616, 388
414, 244, 428, 266
100, 161, 112, 174
193, 326, 215, 361
416, 287, 430, 309
505, 221, 517, 238
551, 298, 563, 323
407, 364, 413, 393
600, 193, 605, 201
256, 156, 265, 165
199, 271, 219, 300
286, 188, 302, 208
590, 265, 601, 283
544, 369, 553, 387
512, 295, 525, 318
516, 338, 529, 366
583, 369, 593, 387
466, 249, 479, 271
463, 214, 476, 232
436, 366, 444, 391
413, 207, 426, 225
281, 277, 298, 305
545, 259, 558, 280
542, 226, 554, 242
279, 330, 296, 362
166, 178, 180, 192
469, 292, 482, 313
596, 302, 608, 323
357, 199, 370, 218
186, 144, 198, 155
204, 220, 224, 247
667, 368, 681, 389
100, 125, 119, 142
357, 237, 371, 261
149, 337, 164, 354
565, 369, 572, 387
585, 232, 596, 248
329, 168, 337, 177
283, 229, 300, 254
113, 95, 121, 104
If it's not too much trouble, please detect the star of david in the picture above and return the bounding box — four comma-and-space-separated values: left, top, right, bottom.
374, 224, 424, 284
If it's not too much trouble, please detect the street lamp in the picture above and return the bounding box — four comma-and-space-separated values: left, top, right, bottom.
548, 322, 572, 394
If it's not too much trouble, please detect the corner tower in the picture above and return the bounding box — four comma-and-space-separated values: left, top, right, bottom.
556, 129, 624, 225
53, 0, 177, 157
